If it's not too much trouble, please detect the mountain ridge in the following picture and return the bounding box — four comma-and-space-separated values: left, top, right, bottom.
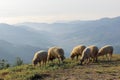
0, 16, 120, 63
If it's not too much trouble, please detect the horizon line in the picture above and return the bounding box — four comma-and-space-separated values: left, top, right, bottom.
0, 16, 119, 25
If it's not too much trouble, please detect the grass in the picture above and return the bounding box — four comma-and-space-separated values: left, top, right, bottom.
0, 54, 120, 80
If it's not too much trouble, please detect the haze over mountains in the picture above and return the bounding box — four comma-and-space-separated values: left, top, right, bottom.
0, 16, 120, 63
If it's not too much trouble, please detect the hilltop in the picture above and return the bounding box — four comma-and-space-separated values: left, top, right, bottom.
0, 54, 120, 80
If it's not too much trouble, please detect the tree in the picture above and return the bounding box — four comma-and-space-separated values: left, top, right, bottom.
0, 59, 10, 69
14, 57, 23, 66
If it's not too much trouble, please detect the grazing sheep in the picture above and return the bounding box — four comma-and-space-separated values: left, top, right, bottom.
32, 50, 47, 66
70, 45, 86, 60
47, 47, 65, 64
80, 47, 91, 65
88, 45, 99, 62
97, 45, 113, 61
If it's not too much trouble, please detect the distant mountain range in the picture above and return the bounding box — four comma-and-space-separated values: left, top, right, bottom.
0, 16, 120, 63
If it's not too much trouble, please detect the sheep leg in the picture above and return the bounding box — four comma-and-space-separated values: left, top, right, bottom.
95, 56, 98, 62
91, 57, 94, 63
86, 58, 90, 65
38, 61, 41, 67
80, 59, 84, 65
44, 60, 47, 66
58, 57, 60, 64
47, 57, 50, 64
106, 54, 109, 61
102, 55, 105, 60
108, 53, 112, 61
76, 55, 79, 61
43, 60, 46, 66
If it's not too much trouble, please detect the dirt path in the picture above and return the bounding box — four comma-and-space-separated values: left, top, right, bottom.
42, 63, 120, 80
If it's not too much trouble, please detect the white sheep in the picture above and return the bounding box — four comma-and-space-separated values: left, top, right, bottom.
47, 46, 65, 64
70, 45, 86, 60
80, 47, 91, 65
88, 45, 99, 62
97, 45, 113, 61
32, 50, 47, 66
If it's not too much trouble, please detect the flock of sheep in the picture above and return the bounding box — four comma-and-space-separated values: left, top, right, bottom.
32, 45, 113, 66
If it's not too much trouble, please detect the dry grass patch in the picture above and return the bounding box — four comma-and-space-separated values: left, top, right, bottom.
0, 54, 120, 80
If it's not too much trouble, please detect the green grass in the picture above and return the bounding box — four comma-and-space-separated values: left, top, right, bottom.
0, 54, 120, 80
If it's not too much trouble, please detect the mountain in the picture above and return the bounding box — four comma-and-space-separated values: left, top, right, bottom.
0, 24, 52, 63
0, 16, 120, 63
16, 16, 120, 53
0, 39, 45, 63
0, 23, 53, 47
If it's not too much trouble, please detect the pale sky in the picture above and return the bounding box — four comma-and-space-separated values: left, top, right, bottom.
0, 0, 120, 24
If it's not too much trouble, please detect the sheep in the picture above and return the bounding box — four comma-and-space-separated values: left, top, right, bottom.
47, 46, 65, 64
80, 47, 91, 65
87, 45, 99, 62
97, 45, 113, 61
32, 50, 47, 66
70, 45, 86, 60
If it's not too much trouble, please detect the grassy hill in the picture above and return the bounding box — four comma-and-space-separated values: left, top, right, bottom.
0, 54, 120, 80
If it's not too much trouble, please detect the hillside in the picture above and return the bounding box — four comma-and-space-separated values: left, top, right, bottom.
0, 16, 120, 63
0, 40, 44, 63
0, 24, 52, 63
0, 54, 120, 80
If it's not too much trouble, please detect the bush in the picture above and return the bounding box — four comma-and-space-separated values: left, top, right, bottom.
0, 59, 10, 69
14, 57, 23, 66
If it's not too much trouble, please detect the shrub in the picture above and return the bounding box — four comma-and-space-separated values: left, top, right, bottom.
14, 57, 23, 66
0, 59, 10, 69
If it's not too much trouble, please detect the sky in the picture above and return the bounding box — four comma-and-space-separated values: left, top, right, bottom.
0, 0, 120, 24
